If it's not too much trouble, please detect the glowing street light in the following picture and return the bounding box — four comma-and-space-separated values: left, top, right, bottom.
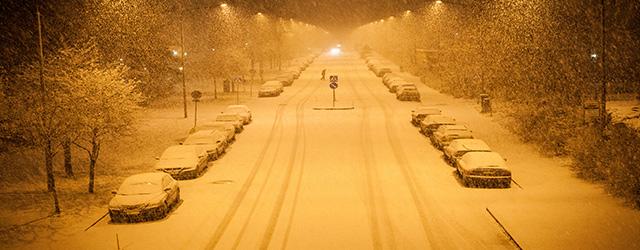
220, 3, 228, 7
436, 0, 443, 4
330, 47, 341, 56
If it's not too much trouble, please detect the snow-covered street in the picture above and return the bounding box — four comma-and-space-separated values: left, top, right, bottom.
17, 51, 636, 250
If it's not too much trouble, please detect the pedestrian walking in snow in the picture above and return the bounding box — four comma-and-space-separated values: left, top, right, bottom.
321, 69, 326, 80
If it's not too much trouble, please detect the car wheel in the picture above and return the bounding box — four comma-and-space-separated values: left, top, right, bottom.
109, 214, 121, 223
174, 189, 181, 205
157, 204, 168, 219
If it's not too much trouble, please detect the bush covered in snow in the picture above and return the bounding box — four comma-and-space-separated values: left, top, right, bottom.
569, 123, 640, 207
507, 102, 581, 156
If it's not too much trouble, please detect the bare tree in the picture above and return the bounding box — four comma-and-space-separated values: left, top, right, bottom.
70, 64, 141, 193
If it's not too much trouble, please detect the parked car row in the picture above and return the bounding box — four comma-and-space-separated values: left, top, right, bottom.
411, 106, 512, 188
363, 53, 421, 102
259, 54, 318, 97
108, 104, 253, 223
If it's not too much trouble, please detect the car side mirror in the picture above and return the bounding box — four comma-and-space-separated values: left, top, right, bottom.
111, 190, 117, 195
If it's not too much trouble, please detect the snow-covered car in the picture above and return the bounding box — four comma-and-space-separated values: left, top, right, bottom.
411, 107, 442, 126
196, 122, 236, 143
390, 82, 415, 93
367, 60, 381, 69
286, 70, 300, 79
274, 74, 294, 86
385, 78, 406, 89
382, 74, 402, 86
258, 81, 284, 97
443, 139, 492, 165
108, 172, 180, 223
430, 125, 474, 149
215, 113, 244, 133
182, 130, 227, 161
387, 80, 405, 93
419, 115, 456, 136
456, 151, 511, 188
373, 66, 392, 77
224, 105, 252, 124
396, 86, 421, 101
154, 145, 209, 179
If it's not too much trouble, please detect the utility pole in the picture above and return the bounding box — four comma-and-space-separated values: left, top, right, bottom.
236, 78, 240, 104
600, 0, 607, 127
180, 18, 187, 118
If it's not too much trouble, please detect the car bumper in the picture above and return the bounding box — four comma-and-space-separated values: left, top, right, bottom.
259, 92, 279, 97
464, 175, 511, 187
158, 168, 198, 179
109, 206, 165, 222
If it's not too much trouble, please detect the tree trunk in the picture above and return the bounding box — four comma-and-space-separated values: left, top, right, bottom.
45, 140, 61, 214
88, 136, 100, 194
63, 139, 73, 177
213, 77, 217, 99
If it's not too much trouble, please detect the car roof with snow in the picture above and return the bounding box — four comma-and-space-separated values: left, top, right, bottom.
449, 139, 491, 152
263, 81, 283, 86
216, 114, 241, 120
185, 130, 223, 140
443, 130, 473, 138
161, 145, 203, 158
201, 122, 234, 129
414, 107, 442, 115
439, 124, 469, 131
459, 151, 507, 169
423, 115, 456, 125
122, 172, 166, 185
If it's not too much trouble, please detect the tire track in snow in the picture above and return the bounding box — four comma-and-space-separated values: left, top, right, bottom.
206, 74, 318, 249
352, 61, 444, 249
346, 60, 396, 250
229, 111, 286, 249
259, 76, 322, 249
353, 58, 506, 249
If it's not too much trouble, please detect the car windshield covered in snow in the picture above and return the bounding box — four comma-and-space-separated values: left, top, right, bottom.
116, 174, 164, 195
118, 181, 161, 195
216, 114, 241, 121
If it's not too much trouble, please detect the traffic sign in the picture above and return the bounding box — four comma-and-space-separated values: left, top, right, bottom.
329, 75, 338, 83
329, 82, 338, 89
191, 90, 202, 100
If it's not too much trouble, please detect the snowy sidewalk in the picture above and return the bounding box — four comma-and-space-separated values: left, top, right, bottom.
397, 70, 640, 249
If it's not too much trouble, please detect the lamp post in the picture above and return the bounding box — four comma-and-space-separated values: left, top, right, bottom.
599, 0, 608, 127
180, 15, 187, 118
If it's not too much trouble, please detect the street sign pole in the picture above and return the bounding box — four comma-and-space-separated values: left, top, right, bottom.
329, 75, 339, 108
191, 90, 202, 129
194, 100, 198, 128
333, 89, 336, 108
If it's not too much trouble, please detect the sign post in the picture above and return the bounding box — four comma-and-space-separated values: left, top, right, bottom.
329, 75, 339, 108
191, 90, 202, 128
